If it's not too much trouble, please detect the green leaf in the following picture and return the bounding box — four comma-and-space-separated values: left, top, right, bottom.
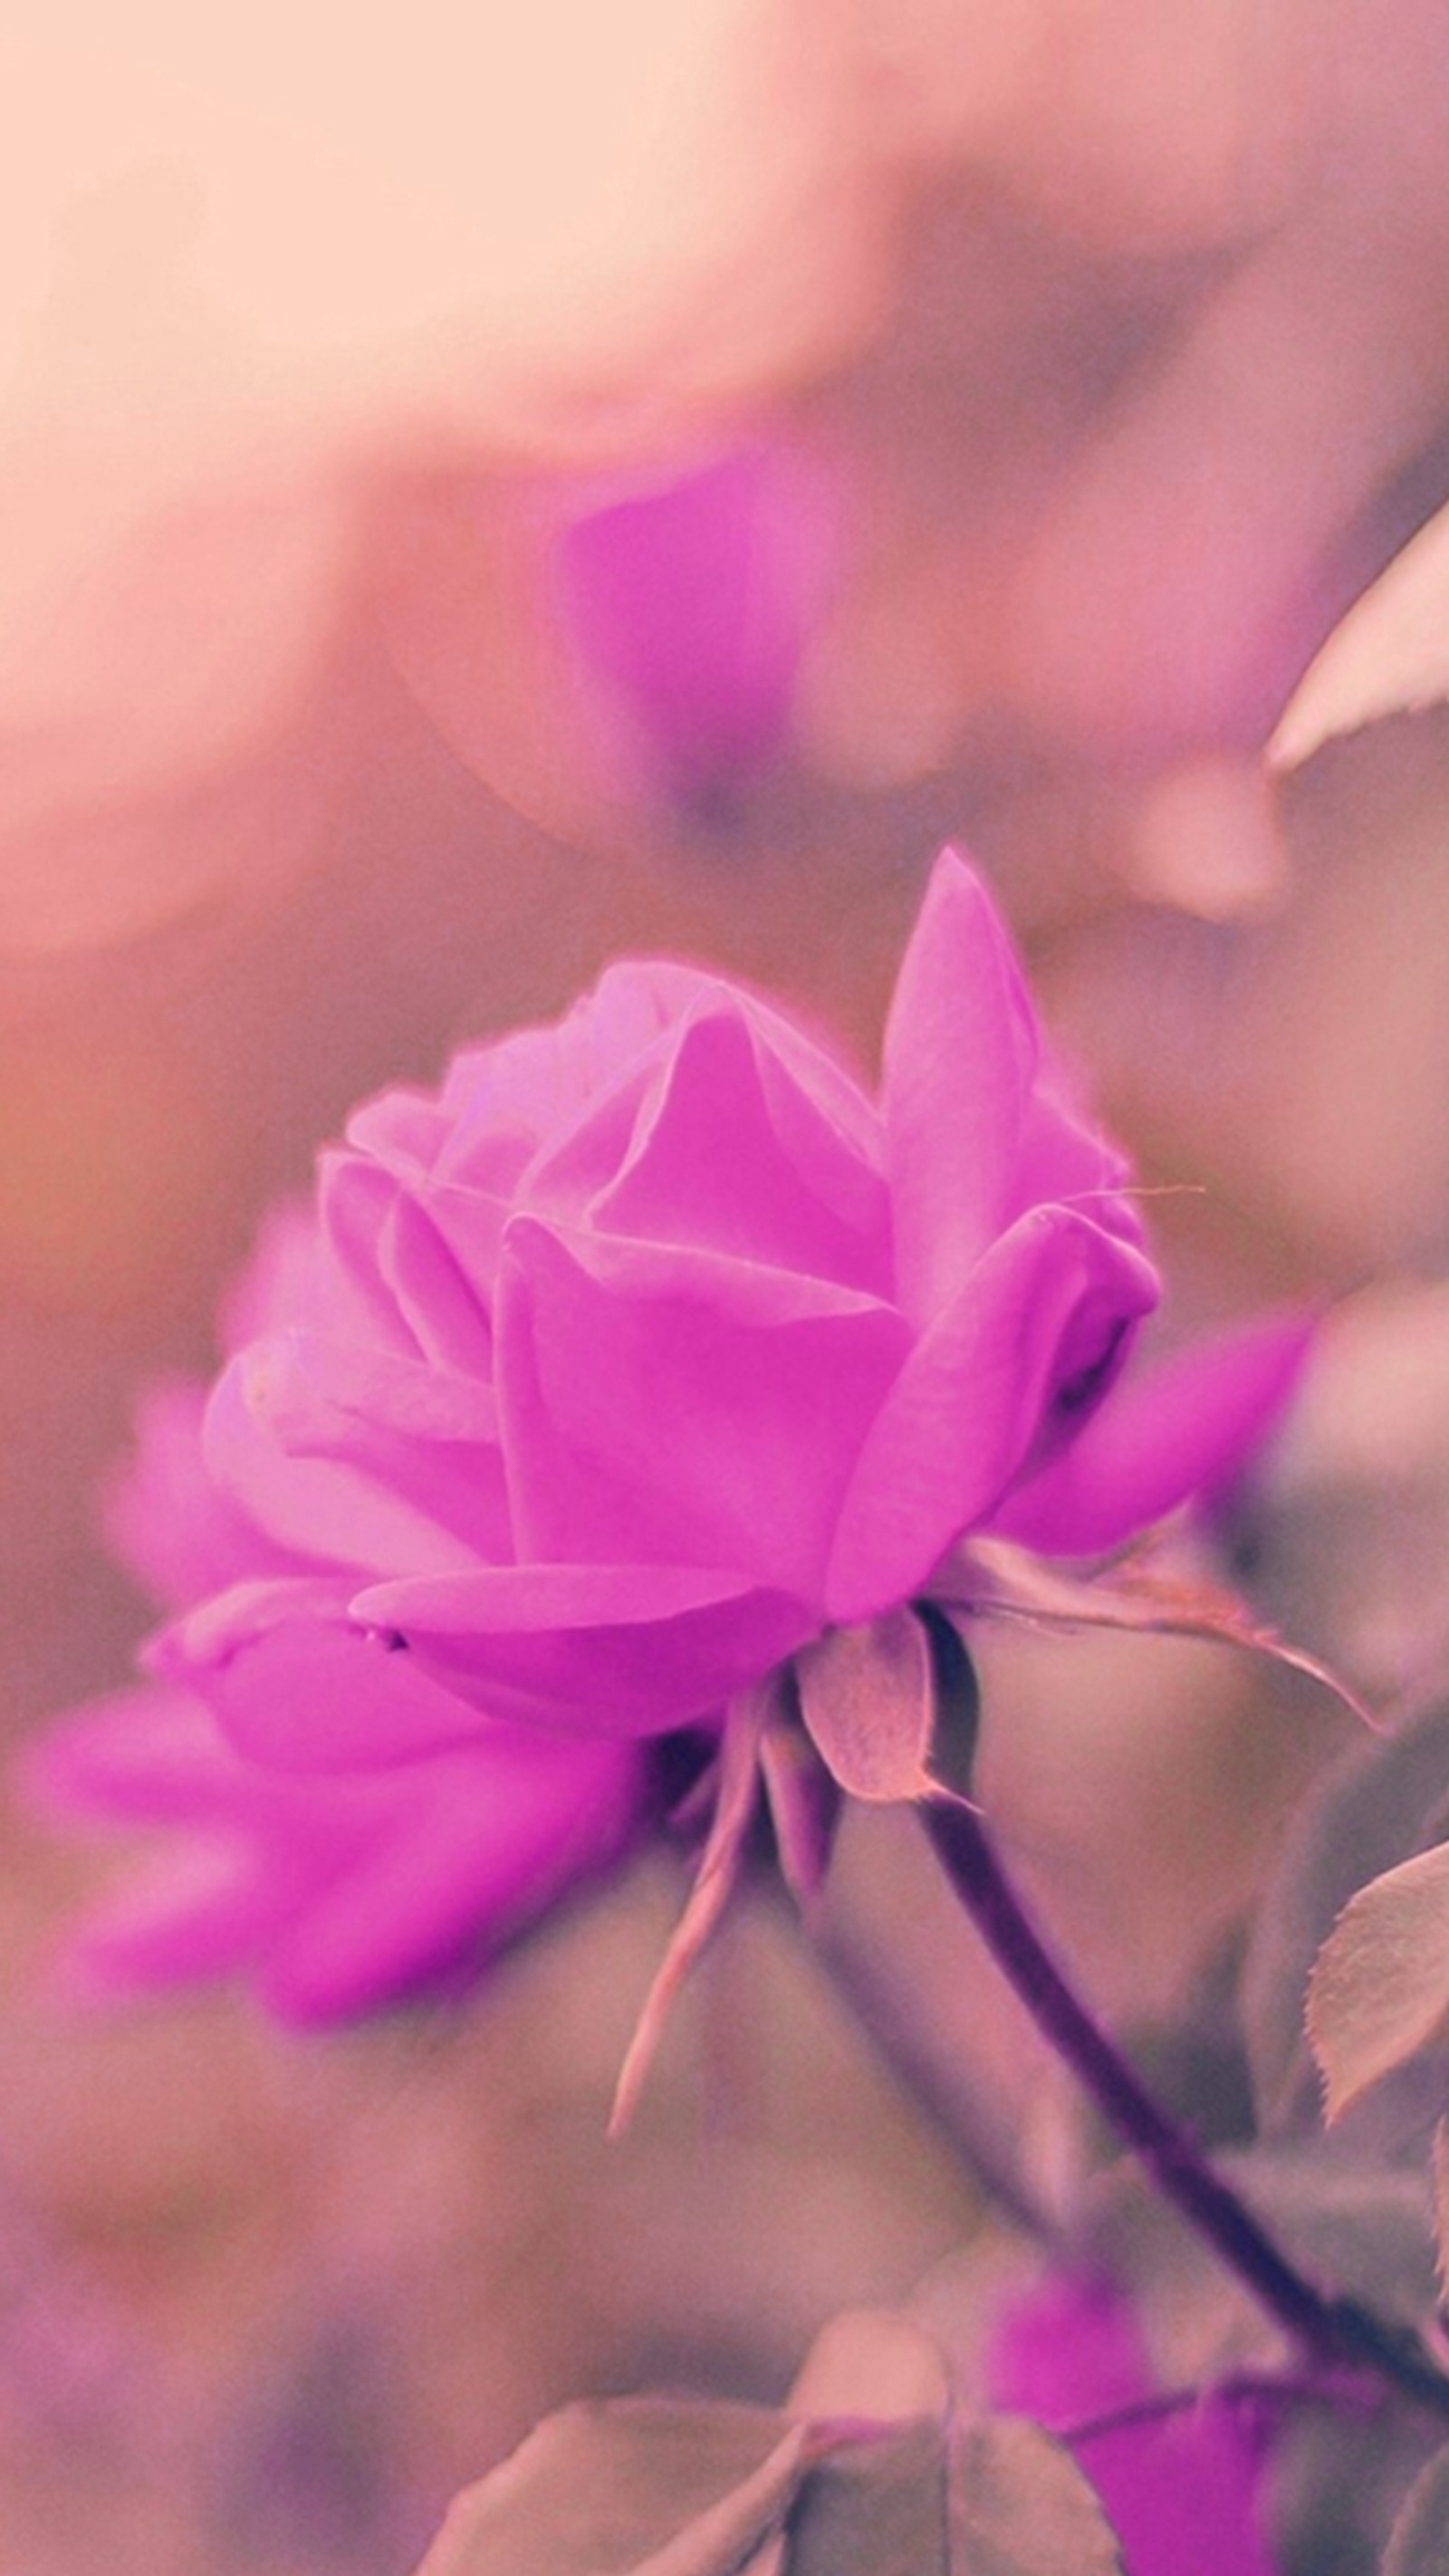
1308, 1839, 1449, 2121
1382, 2443, 1449, 2576
1242, 1699, 1449, 2135
411, 2397, 805, 2576
786, 2421, 948, 2575
948, 2417, 1126, 2576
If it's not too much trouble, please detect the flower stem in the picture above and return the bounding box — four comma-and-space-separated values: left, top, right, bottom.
922, 1796, 1449, 2422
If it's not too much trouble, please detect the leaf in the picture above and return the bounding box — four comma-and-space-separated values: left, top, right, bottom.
948, 1540, 1374, 1731
1080, 2136, 1441, 2408
794, 1605, 979, 1810
609, 1683, 770, 2135
1308, 1840, 1449, 2121
948, 2417, 1126, 2576
411, 2397, 806, 2576
795, 1609, 938, 1804
785, 2421, 949, 2576
1381, 2443, 1449, 2576
1242, 1698, 1449, 2136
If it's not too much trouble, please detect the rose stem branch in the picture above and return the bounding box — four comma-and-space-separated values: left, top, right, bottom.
922, 1797, 1449, 2422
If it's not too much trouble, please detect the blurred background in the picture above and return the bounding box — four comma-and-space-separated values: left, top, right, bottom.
5, 3, 1449, 2565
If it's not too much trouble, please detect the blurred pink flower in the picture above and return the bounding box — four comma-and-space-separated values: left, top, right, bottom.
26, 850, 1304, 2014
989, 2273, 1279, 2576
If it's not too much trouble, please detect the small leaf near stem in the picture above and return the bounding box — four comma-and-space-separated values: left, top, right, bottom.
938, 1536, 1377, 1732
1307, 1839, 1449, 2123
795, 1603, 979, 1805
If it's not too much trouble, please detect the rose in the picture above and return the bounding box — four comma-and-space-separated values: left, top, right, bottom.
28, 848, 1304, 2016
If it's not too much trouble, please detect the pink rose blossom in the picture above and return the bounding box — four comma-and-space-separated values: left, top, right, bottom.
27, 848, 1304, 2015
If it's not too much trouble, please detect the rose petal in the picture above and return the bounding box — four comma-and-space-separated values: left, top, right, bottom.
20, 1682, 283, 1827
183, 1605, 497, 1774
355, 1561, 813, 1734
582, 1001, 888, 1288
104, 1378, 300, 1610
884, 850, 1041, 1326
495, 1214, 907, 1599
996, 1310, 1312, 1556
204, 1342, 487, 1579
827, 1206, 1158, 1622
261, 1733, 640, 2023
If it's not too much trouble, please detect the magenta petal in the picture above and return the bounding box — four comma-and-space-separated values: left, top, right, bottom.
884, 850, 1041, 1326
826, 1207, 1159, 1622
104, 1378, 300, 1610
556, 445, 828, 805
996, 1310, 1313, 1557
203, 1344, 486, 1581
184, 1606, 494, 1774
260, 1735, 639, 2023
353, 1562, 814, 1734
20, 1683, 282, 1828
57, 1844, 297, 1997
989, 2279, 1276, 2576
495, 1215, 907, 1599
581, 1002, 888, 1286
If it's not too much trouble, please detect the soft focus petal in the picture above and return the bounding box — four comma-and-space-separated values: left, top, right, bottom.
556, 445, 832, 808
258, 1731, 641, 2023
827, 1206, 1158, 1622
883, 850, 1041, 1326
24, 1678, 644, 2021
997, 1310, 1313, 1556
103, 1378, 299, 1610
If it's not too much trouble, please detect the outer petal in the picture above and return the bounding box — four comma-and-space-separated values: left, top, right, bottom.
883, 849, 1041, 1326
24, 1681, 643, 2022
995, 1310, 1313, 1557
259, 1732, 642, 2024
353, 1561, 814, 1734
826, 1206, 1159, 1623
175, 1600, 502, 1774
22, 1681, 288, 1826
495, 1215, 907, 1600
104, 1378, 300, 1610
204, 1341, 491, 1581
